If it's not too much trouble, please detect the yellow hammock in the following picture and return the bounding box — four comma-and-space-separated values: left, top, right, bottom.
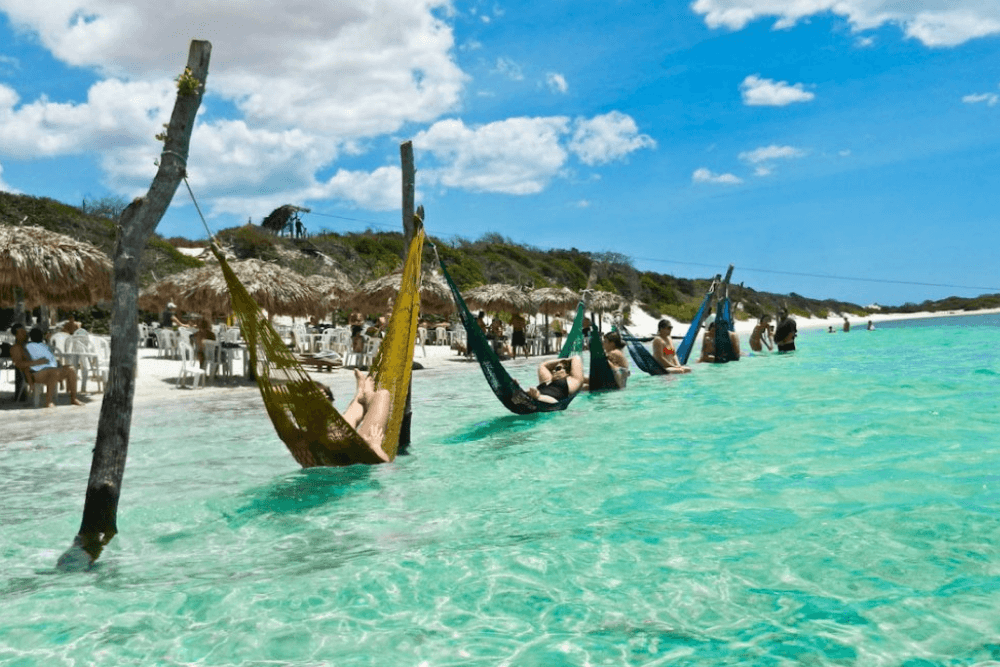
210, 224, 425, 467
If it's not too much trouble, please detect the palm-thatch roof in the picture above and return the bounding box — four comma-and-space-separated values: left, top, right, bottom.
0, 224, 112, 307
350, 271, 454, 316
141, 259, 320, 317
530, 286, 580, 316
463, 283, 536, 315
586, 289, 626, 312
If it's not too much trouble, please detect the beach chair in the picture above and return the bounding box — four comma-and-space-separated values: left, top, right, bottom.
177, 342, 206, 389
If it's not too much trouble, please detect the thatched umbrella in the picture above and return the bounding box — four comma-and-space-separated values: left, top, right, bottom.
141, 259, 320, 318
307, 271, 355, 319
531, 286, 580, 316
0, 224, 112, 309
463, 283, 535, 316
585, 289, 626, 333
350, 271, 454, 316
530, 286, 580, 353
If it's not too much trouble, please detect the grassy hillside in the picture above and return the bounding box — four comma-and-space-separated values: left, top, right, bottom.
11, 190, 991, 323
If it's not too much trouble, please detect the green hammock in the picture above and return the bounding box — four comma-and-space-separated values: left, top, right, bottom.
588, 328, 621, 391
438, 254, 585, 414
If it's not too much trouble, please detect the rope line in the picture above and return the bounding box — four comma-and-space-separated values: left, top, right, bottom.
200, 204, 998, 294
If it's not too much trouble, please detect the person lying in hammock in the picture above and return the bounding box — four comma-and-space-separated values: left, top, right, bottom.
527, 356, 585, 404
312, 369, 393, 464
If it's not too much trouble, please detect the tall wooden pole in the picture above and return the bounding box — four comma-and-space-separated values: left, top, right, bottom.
398, 141, 418, 452
58, 40, 212, 570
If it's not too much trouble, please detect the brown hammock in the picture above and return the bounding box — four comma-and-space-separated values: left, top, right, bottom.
210, 225, 425, 467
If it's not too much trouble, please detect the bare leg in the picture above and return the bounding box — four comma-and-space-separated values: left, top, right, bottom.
64, 367, 83, 405
357, 389, 391, 462
341, 368, 369, 429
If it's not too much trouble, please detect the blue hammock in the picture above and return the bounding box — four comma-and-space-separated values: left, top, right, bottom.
676, 282, 716, 365
620, 323, 667, 376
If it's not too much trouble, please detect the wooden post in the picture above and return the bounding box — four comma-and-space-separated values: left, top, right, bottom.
57, 40, 211, 570
401, 141, 416, 247
398, 141, 418, 452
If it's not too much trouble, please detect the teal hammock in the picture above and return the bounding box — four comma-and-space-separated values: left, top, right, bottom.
712, 296, 738, 363
676, 282, 716, 365
438, 255, 586, 414
587, 328, 621, 391
620, 323, 667, 376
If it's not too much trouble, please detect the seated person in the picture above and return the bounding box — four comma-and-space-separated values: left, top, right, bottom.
527, 356, 585, 404
191, 317, 217, 367
699, 321, 741, 363
348, 308, 366, 353
318, 369, 392, 464
749, 315, 774, 352
602, 331, 631, 389
14, 325, 83, 407
651, 319, 692, 374
488, 317, 512, 357
62, 316, 85, 335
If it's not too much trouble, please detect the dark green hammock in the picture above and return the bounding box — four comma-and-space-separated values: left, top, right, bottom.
438, 255, 586, 414
587, 328, 622, 391
620, 323, 667, 376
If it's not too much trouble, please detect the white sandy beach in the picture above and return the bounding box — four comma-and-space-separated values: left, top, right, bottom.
4, 306, 996, 437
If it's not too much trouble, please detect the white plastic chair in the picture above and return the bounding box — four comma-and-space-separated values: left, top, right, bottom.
88, 336, 111, 392
177, 342, 206, 389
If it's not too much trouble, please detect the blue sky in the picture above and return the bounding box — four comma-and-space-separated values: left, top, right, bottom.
1, 1, 999, 306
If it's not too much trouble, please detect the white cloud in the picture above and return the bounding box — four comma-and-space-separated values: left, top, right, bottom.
0, 78, 175, 158
839, 149, 852, 157
414, 117, 570, 194
494, 57, 524, 81
568, 111, 656, 166
312, 166, 402, 211
413, 112, 654, 194
0, 162, 19, 193
963, 92, 999, 106
693, 168, 743, 184
738, 144, 807, 163
740, 75, 814, 106
0, 0, 466, 136
691, 0, 1000, 47
855, 35, 875, 47
546, 72, 569, 94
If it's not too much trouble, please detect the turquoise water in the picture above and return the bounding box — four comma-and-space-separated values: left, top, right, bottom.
3, 314, 1000, 666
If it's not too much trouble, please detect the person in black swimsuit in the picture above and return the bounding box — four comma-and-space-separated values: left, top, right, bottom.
774, 308, 797, 352
527, 356, 584, 404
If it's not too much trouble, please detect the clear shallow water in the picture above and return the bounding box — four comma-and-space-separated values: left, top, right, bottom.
3, 315, 1000, 666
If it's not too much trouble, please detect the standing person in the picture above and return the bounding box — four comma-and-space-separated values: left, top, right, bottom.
476, 311, 488, 334
551, 316, 564, 351
651, 319, 691, 374
749, 315, 774, 352
867, 320, 875, 331
842, 316, 851, 332
349, 307, 365, 353
191, 316, 217, 368
774, 308, 797, 352
510, 312, 528, 359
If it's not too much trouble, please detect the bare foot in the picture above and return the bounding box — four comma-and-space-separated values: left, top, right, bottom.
71, 398, 84, 406
527, 387, 539, 399
45, 402, 56, 408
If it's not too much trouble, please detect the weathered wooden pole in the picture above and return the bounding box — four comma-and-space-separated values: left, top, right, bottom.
57, 40, 211, 570
397, 141, 418, 453
401, 141, 416, 247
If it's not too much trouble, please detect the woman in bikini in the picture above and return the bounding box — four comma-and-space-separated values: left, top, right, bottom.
651, 319, 691, 374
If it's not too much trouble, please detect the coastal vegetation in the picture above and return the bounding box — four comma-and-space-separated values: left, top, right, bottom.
2, 190, 996, 321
